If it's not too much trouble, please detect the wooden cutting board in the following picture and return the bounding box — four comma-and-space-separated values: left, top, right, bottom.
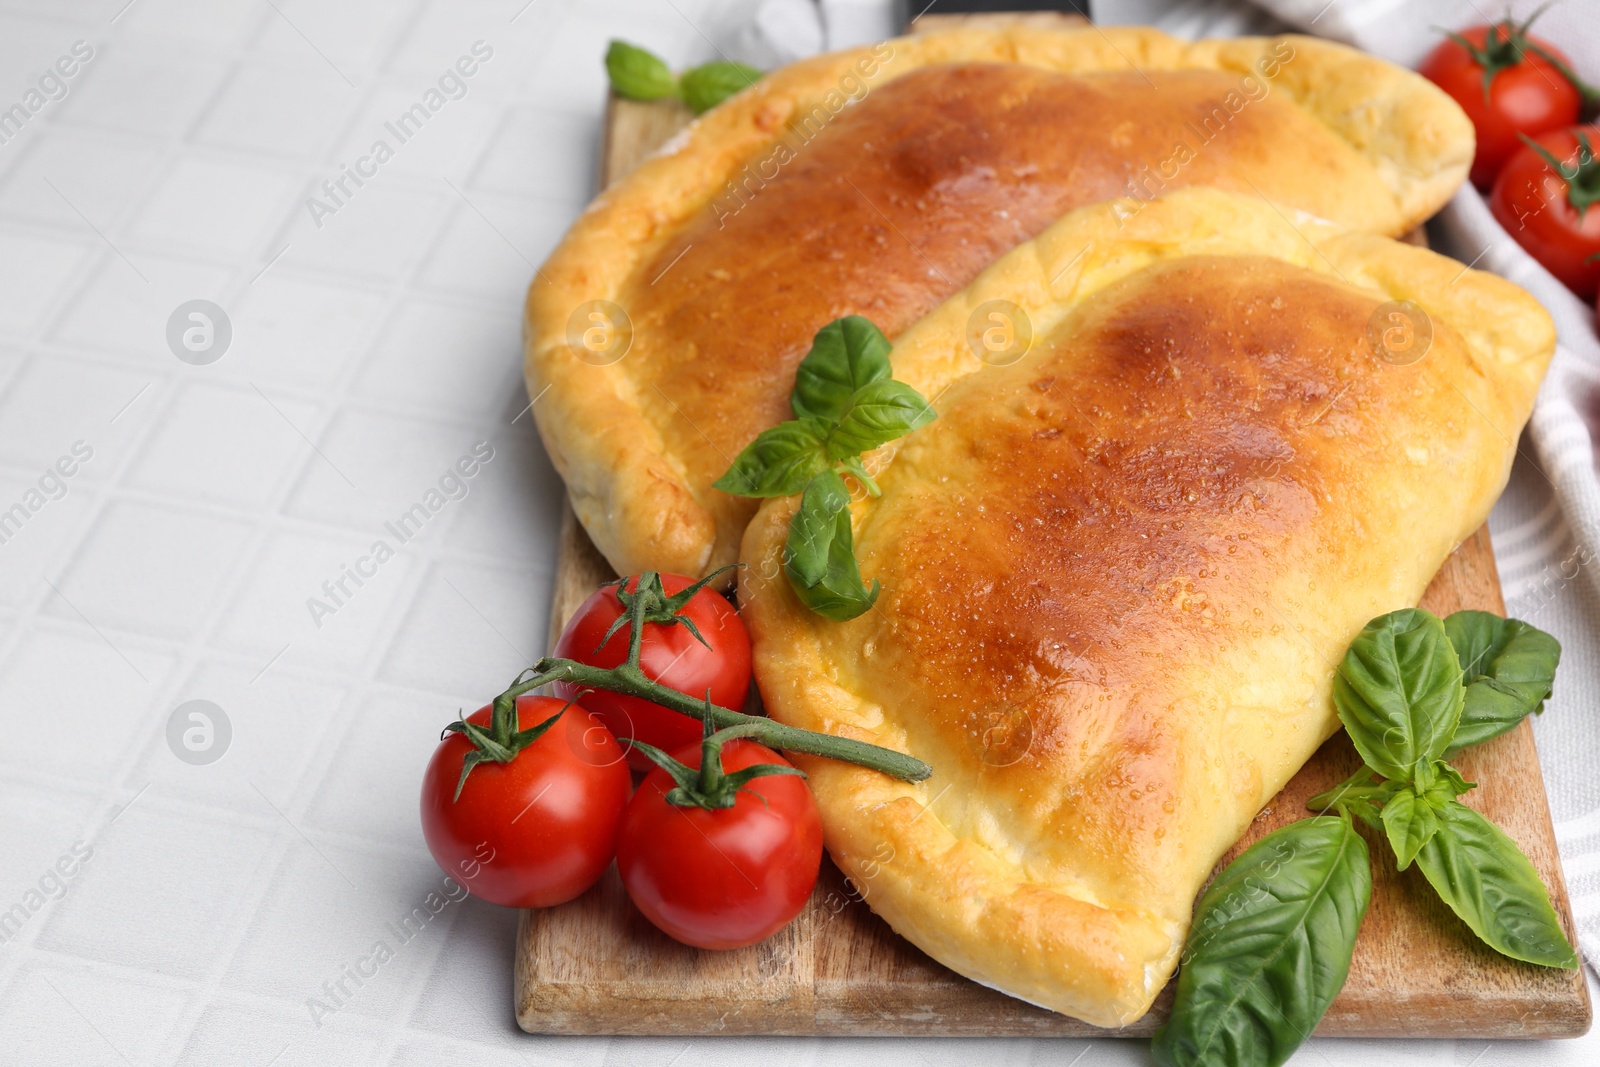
515, 14, 1590, 1039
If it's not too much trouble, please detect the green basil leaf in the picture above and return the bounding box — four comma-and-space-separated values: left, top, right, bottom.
1333, 608, 1463, 783
777, 316, 924, 623
712, 418, 831, 498
790, 565, 880, 622
1380, 787, 1440, 871
784, 469, 850, 588
825, 379, 937, 460
784, 470, 879, 621
1307, 768, 1384, 813
1443, 611, 1560, 755
791, 315, 892, 422
604, 40, 678, 101
835, 454, 881, 498
1413, 799, 1578, 968
679, 60, 761, 114
1154, 815, 1371, 1067
793, 509, 881, 621
1429, 760, 1475, 801
1341, 796, 1383, 830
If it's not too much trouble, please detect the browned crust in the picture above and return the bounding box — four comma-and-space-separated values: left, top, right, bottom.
738, 188, 1552, 1026
524, 26, 1474, 579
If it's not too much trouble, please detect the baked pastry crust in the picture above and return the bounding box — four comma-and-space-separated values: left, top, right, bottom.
525, 25, 1474, 579
738, 187, 1554, 1027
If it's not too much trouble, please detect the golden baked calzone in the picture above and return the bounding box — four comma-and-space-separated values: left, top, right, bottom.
737, 188, 1554, 1026
526, 25, 1473, 579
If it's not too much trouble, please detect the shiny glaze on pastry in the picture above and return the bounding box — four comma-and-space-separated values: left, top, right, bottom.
739, 189, 1553, 1025
525, 27, 1474, 578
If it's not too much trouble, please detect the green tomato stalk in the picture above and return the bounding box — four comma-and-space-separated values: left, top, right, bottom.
628, 701, 808, 811
442, 568, 932, 797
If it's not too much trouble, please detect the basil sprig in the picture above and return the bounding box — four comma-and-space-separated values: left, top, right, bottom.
1156, 608, 1571, 1067
604, 40, 760, 114
714, 316, 935, 621
1321, 609, 1573, 969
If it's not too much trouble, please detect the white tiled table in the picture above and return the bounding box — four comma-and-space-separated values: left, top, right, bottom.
1, 2, 1597, 1065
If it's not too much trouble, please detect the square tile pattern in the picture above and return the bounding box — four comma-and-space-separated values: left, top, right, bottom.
0, 2, 1596, 1066
0, 1, 647, 1062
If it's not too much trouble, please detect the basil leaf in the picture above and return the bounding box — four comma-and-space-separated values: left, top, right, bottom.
785, 469, 849, 587
1413, 799, 1578, 968
1380, 787, 1440, 871
791, 315, 892, 422
605, 40, 678, 101
835, 454, 881, 498
790, 560, 880, 621
1340, 797, 1383, 830
1333, 608, 1463, 783
784, 471, 879, 621
771, 315, 928, 623
1443, 611, 1560, 755
1431, 761, 1475, 799
1154, 815, 1371, 1067
680, 60, 761, 114
825, 379, 936, 460
1307, 768, 1383, 813
712, 418, 831, 498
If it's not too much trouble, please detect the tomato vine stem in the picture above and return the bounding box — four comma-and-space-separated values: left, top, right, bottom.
483, 570, 932, 783
494, 658, 929, 781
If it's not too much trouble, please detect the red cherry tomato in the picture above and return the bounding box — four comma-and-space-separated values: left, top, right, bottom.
618, 739, 822, 949
1490, 127, 1600, 299
1419, 22, 1586, 188
553, 574, 751, 772
420, 696, 629, 908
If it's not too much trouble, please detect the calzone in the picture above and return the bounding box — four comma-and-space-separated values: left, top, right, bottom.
738, 188, 1555, 1026
524, 25, 1474, 579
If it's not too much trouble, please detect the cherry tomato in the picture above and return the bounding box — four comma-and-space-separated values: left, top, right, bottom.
420, 695, 629, 908
553, 574, 751, 772
1419, 22, 1586, 188
1490, 127, 1600, 299
618, 739, 822, 949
